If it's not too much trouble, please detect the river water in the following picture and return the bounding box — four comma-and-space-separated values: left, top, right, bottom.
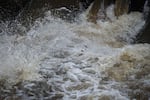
0, 5, 150, 100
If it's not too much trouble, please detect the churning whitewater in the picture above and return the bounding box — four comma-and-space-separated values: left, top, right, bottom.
0, 7, 150, 99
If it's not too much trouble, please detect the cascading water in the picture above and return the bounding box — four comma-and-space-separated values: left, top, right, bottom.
0, 1, 150, 100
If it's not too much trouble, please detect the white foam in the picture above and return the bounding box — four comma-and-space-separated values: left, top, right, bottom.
0, 9, 149, 99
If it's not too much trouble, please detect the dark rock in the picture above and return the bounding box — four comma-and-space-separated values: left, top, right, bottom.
136, 0, 150, 43
129, 0, 146, 12
80, 0, 94, 10
136, 17, 150, 43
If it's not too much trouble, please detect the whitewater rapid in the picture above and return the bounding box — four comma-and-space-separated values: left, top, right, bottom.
0, 9, 150, 99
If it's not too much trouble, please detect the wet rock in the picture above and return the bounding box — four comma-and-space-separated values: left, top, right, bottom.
129, 0, 146, 12
80, 0, 94, 10
131, 0, 150, 43
136, 16, 150, 43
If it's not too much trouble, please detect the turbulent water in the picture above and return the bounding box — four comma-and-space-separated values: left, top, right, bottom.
0, 6, 150, 100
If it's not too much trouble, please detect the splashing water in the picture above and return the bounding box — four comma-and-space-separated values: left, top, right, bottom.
0, 7, 149, 100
